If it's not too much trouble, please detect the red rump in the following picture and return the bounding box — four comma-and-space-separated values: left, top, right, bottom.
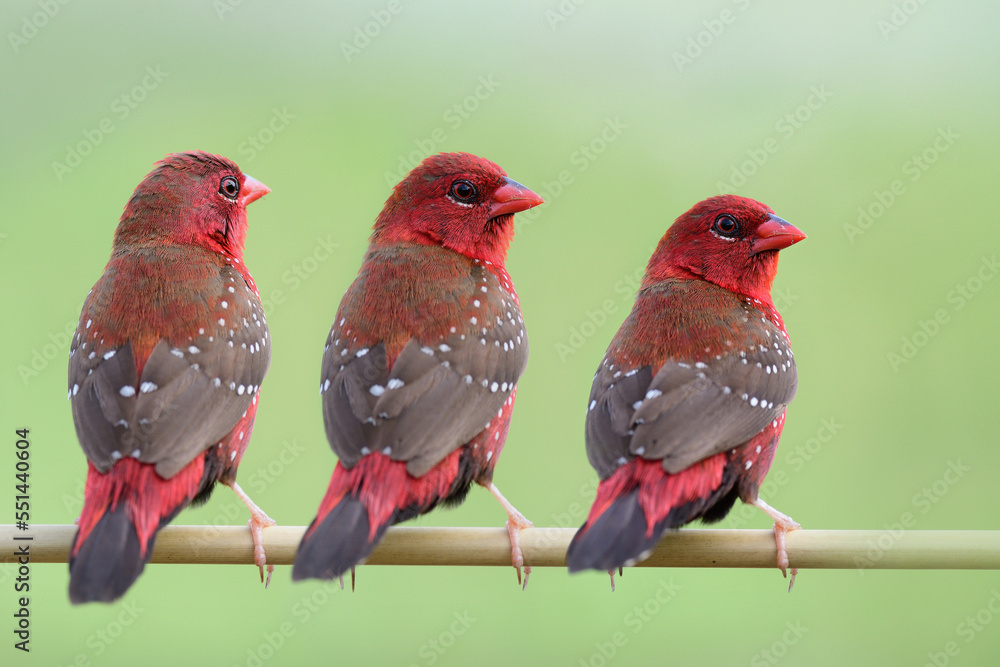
307, 451, 462, 542
72, 457, 204, 558
579, 455, 726, 539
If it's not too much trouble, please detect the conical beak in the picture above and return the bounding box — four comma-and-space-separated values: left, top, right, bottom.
241, 174, 271, 206
488, 178, 544, 220
751, 214, 807, 255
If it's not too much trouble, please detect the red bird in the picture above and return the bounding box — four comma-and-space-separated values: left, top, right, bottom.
566, 195, 806, 587
293, 152, 543, 587
67, 152, 275, 603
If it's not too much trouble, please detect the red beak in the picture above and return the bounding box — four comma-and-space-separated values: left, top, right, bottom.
751, 214, 806, 255
240, 174, 271, 206
489, 178, 544, 220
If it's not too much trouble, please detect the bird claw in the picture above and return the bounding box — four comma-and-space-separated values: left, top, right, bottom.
258, 561, 275, 588
486, 482, 533, 590
515, 565, 532, 590
607, 566, 624, 592
751, 497, 801, 589
506, 517, 533, 591
230, 481, 277, 588
247, 516, 277, 588
336, 571, 356, 592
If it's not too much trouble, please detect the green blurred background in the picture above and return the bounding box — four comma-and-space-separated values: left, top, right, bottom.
3, 1, 999, 665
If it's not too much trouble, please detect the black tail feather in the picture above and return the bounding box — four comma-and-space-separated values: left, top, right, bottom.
69, 504, 152, 604
567, 475, 740, 573
700, 483, 739, 524
292, 497, 393, 581
566, 489, 666, 573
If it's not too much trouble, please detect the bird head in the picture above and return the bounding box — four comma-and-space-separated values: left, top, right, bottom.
372, 152, 543, 265
646, 195, 806, 299
113, 151, 269, 258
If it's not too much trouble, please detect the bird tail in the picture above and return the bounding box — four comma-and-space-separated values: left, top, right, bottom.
293, 452, 462, 581
69, 458, 204, 604
566, 455, 734, 573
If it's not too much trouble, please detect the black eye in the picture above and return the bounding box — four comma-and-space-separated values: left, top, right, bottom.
712, 214, 739, 237
219, 176, 240, 200
449, 180, 477, 203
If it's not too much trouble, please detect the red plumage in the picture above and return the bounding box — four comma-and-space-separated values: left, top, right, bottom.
566, 195, 806, 587
293, 152, 543, 586
68, 152, 274, 603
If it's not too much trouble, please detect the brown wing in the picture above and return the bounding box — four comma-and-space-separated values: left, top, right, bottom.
69, 258, 270, 478
585, 280, 796, 479
321, 249, 527, 477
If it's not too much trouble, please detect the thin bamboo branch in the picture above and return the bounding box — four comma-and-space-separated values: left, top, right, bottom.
3, 525, 999, 570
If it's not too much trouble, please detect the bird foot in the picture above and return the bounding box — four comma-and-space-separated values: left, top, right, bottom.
486, 482, 533, 590
230, 481, 277, 588
751, 497, 800, 590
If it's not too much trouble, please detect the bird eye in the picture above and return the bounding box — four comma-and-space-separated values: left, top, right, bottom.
219, 176, 240, 200
712, 214, 739, 237
449, 180, 477, 203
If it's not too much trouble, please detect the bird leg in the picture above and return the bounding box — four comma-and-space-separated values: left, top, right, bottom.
229, 481, 277, 587
486, 482, 533, 590
751, 497, 800, 590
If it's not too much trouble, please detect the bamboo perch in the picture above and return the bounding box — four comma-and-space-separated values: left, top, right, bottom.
3, 525, 1000, 570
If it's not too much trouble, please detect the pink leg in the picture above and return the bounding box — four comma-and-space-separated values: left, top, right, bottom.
486, 482, 533, 590
229, 481, 277, 588
751, 497, 800, 591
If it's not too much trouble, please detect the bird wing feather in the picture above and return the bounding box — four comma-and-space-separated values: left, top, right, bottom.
585, 280, 796, 478
69, 261, 269, 478
321, 256, 527, 477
